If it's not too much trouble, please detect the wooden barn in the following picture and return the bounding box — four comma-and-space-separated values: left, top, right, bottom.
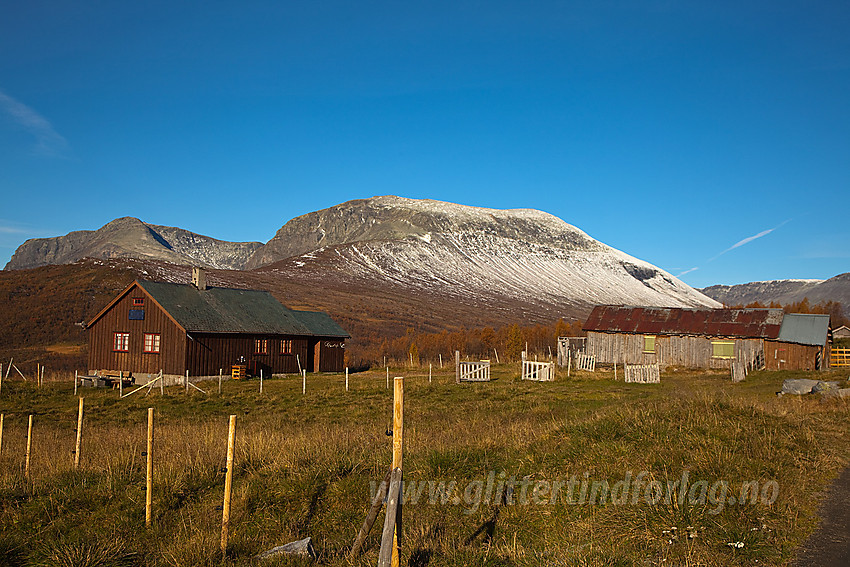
87, 271, 349, 383
584, 306, 831, 371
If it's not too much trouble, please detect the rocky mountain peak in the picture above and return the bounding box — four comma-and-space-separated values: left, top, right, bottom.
244, 196, 605, 269
5, 218, 262, 271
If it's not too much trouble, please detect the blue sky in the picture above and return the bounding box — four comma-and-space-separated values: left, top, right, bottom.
1, 1, 847, 287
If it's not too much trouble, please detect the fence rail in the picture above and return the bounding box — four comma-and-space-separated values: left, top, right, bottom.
831, 348, 850, 368
458, 360, 491, 382
624, 363, 660, 384
522, 361, 554, 381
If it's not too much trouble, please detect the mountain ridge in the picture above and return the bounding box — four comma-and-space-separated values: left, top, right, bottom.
700, 274, 850, 312
5, 217, 262, 271
5, 196, 721, 312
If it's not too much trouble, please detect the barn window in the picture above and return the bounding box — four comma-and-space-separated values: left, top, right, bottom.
133, 297, 145, 306
712, 341, 735, 359
254, 339, 268, 355
143, 333, 161, 353
113, 332, 130, 352
281, 339, 292, 354
644, 335, 656, 353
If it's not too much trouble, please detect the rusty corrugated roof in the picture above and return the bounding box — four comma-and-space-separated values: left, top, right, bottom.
583, 305, 784, 339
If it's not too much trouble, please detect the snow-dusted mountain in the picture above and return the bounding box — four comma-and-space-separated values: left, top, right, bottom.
5, 196, 719, 313
250, 196, 719, 310
701, 274, 850, 310
5, 217, 262, 271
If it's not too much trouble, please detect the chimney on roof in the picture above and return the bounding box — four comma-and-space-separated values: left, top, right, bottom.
192, 267, 207, 291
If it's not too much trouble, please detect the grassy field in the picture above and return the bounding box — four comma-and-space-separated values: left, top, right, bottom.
0, 364, 848, 567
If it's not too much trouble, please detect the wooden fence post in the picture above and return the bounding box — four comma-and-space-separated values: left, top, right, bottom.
302, 371, 306, 395
25, 415, 33, 479
429, 363, 432, 384
159, 370, 164, 396
345, 367, 349, 392
119, 370, 123, 397
74, 397, 84, 468
455, 351, 460, 384
378, 377, 404, 567
0, 414, 4, 460
259, 369, 263, 395
146, 407, 154, 527
185, 370, 189, 394
219, 368, 223, 395
74, 370, 78, 396
350, 468, 393, 558
221, 415, 237, 555
386, 366, 389, 389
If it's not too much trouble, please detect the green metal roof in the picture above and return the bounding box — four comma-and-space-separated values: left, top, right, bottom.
775, 313, 830, 347
291, 310, 350, 338
136, 280, 348, 337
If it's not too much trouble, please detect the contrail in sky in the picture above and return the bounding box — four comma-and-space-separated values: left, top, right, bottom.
709, 220, 791, 262
0, 88, 69, 156
674, 220, 791, 279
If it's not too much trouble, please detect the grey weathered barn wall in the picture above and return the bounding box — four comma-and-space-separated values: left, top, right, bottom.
586, 331, 764, 369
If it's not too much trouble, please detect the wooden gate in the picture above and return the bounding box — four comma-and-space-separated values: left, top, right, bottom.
458, 360, 491, 382
522, 361, 554, 381
624, 363, 660, 384
831, 348, 850, 367
575, 352, 596, 372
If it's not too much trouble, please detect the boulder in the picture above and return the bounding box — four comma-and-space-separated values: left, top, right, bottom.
256, 537, 315, 561
779, 379, 821, 395
811, 381, 841, 394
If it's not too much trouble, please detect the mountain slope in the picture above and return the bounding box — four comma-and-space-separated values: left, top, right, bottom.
251, 196, 719, 311
701, 273, 850, 312
5, 217, 262, 271
5, 196, 720, 315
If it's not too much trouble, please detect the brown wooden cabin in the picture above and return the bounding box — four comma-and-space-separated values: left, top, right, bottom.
584, 306, 830, 371
87, 278, 349, 384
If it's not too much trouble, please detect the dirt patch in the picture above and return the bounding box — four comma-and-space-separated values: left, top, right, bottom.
45, 344, 84, 355
793, 464, 850, 567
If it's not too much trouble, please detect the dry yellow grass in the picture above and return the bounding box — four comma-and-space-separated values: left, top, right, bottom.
0, 365, 847, 566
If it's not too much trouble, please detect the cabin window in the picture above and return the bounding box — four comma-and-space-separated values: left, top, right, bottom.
143, 333, 161, 353
644, 335, 656, 353
113, 332, 130, 352
712, 341, 735, 359
132, 297, 145, 306
254, 339, 268, 355
281, 339, 293, 354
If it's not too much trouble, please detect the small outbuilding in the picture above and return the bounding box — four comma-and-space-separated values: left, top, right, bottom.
834, 325, 850, 340
584, 306, 830, 371
87, 271, 349, 383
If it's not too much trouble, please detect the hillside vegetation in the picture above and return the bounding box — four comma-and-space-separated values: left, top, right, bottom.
0, 260, 586, 371
0, 366, 847, 566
